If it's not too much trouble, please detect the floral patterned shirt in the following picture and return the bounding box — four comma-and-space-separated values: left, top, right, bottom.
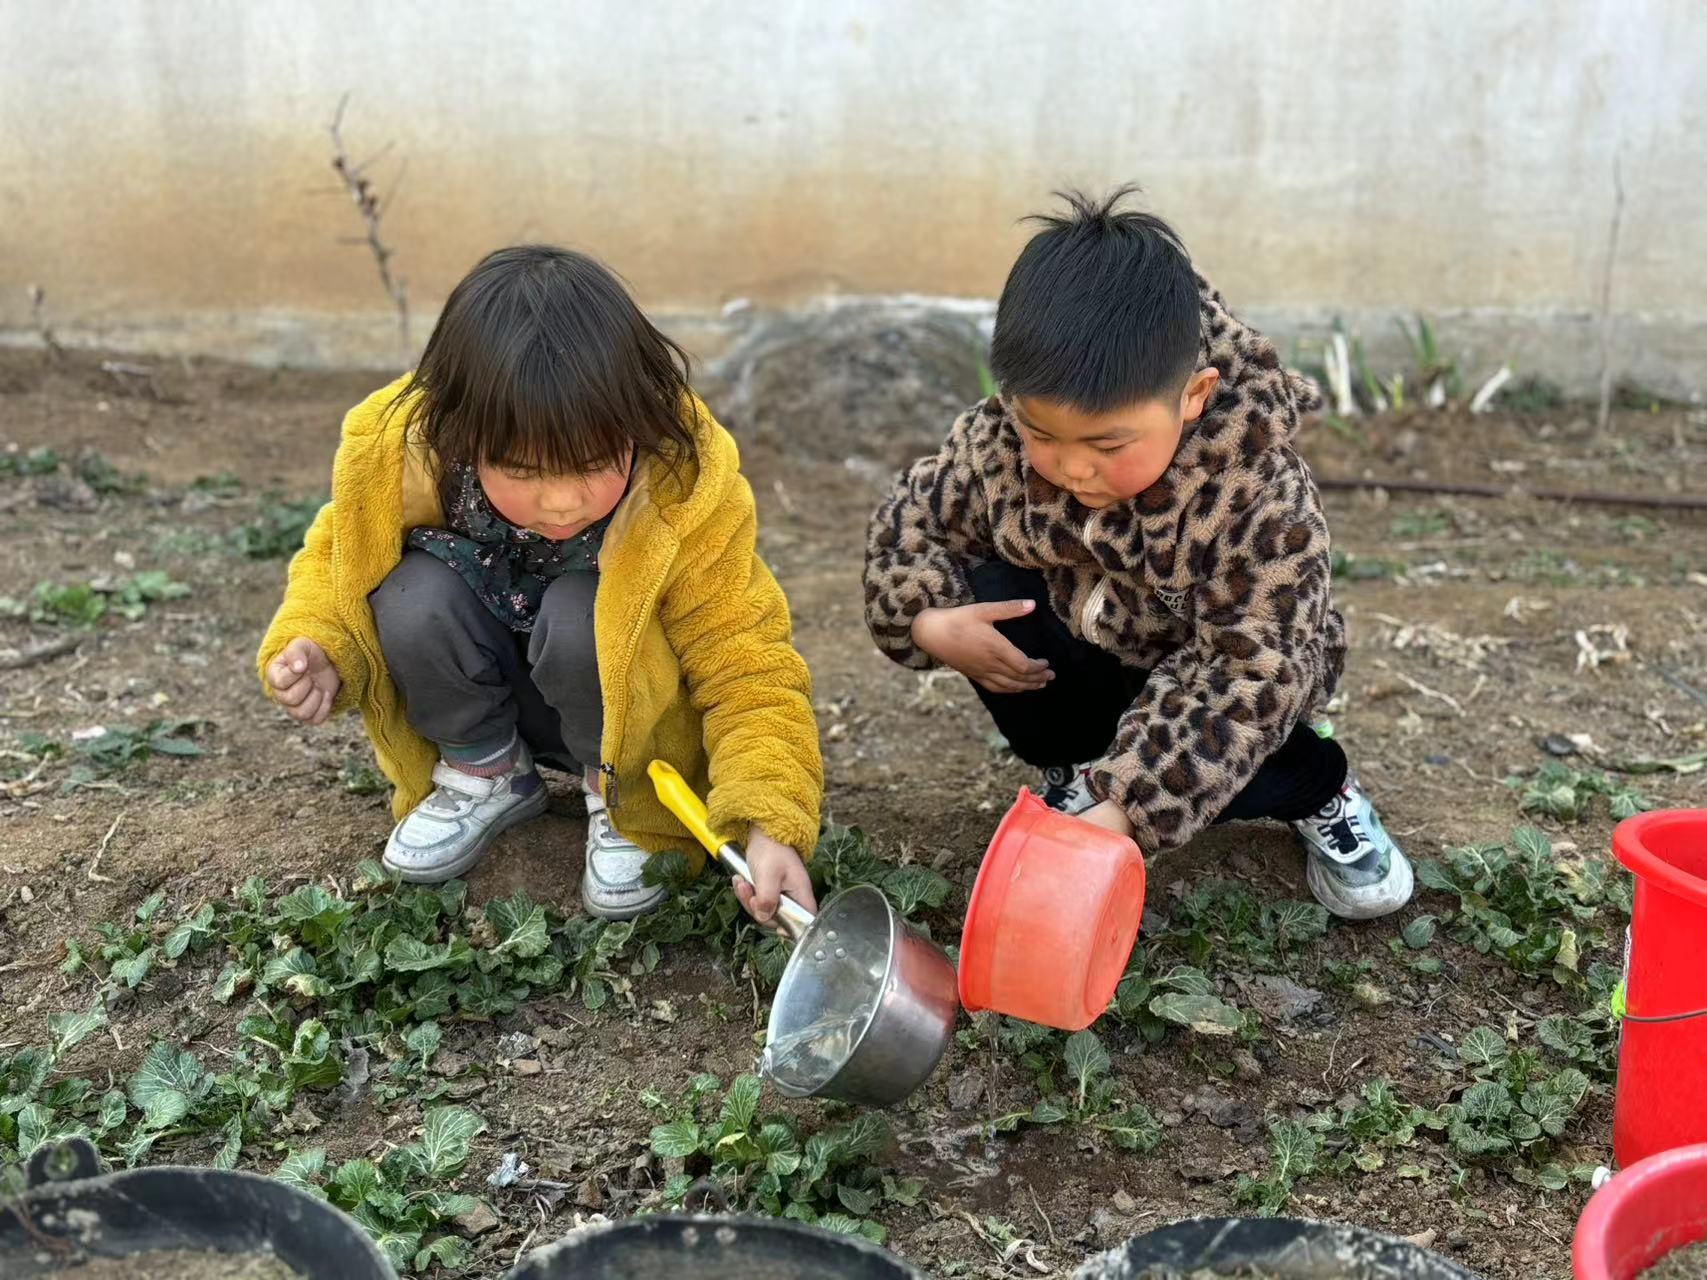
406, 462, 613, 632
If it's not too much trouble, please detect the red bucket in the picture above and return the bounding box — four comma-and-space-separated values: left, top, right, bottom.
1574, 1142, 1707, 1278
1611, 809, 1707, 1169
958, 789, 1146, 1031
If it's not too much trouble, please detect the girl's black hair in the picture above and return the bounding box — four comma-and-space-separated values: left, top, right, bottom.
990, 186, 1202, 411
397, 245, 698, 486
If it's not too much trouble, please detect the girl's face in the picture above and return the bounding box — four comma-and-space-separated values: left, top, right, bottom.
478, 448, 633, 540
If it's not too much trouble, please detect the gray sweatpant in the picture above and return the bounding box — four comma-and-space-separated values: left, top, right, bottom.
369, 549, 602, 770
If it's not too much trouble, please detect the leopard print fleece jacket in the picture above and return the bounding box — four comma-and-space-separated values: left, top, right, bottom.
864, 278, 1347, 852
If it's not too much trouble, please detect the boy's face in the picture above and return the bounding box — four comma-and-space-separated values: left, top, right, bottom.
1012, 368, 1219, 509
478, 449, 632, 540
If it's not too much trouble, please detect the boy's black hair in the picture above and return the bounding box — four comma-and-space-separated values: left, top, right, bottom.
397, 245, 697, 490
989, 186, 1202, 412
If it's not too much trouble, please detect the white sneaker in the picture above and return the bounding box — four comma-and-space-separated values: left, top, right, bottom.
1293, 776, 1414, 920
382, 746, 548, 883
1040, 763, 1099, 816
580, 780, 667, 920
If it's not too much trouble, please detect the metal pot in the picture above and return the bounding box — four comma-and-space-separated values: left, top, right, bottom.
508, 1212, 926, 1279
1075, 1216, 1486, 1279
649, 762, 958, 1108
1, 1137, 395, 1279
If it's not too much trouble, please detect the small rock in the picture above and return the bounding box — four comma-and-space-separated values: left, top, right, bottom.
1232, 1050, 1262, 1082
1227, 852, 1263, 879
18, 886, 32, 904
1158, 1110, 1185, 1128
1179, 1157, 1227, 1183
1235, 974, 1325, 1022
512, 1058, 543, 1076
112, 551, 137, 570
532, 1025, 574, 1049
431, 1050, 472, 1077
453, 1202, 500, 1237
946, 1068, 986, 1111
1189, 1089, 1261, 1142
35, 476, 99, 512
1111, 1190, 1137, 1214
577, 1177, 604, 1210
1350, 980, 1391, 1009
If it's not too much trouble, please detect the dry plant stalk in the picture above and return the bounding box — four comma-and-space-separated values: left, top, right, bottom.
1595, 154, 1625, 436
327, 93, 410, 349
26, 284, 63, 362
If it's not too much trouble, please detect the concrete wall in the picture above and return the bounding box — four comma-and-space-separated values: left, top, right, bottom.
2, 0, 1704, 394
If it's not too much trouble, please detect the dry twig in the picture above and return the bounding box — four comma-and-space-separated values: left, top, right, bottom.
1596, 154, 1626, 436
1373, 659, 1465, 716
26, 284, 63, 362
328, 93, 410, 348
88, 812, 124, 883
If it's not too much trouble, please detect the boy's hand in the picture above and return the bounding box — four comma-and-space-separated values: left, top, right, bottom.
736, 826, 817, 926
912, 602, 1053, 694
266, 637, 341, 725
1076, 799, 1135, 840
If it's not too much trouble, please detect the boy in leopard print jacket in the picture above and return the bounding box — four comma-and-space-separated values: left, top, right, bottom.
864, 190, 1412, 919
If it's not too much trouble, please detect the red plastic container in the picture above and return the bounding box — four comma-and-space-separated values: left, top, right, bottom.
958, 789, 1146, 1031
1574, 1142, 1707, 1279
1611, 809, 1707, 1169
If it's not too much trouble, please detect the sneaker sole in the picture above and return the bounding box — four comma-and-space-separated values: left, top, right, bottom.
383, 787, 550, 884
1305, 847, 1416, 921
580, 879, 668, 922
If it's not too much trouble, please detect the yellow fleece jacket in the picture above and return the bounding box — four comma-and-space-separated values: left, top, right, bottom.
256, 376, 823, 861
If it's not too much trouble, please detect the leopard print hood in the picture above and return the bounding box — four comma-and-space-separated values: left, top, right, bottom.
865, 277, 1345, 852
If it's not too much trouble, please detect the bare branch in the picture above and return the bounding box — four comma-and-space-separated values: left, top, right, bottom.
25, 284, 63, 363
326, 93, 410, 351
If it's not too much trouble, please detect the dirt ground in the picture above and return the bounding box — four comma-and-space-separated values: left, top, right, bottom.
1, 340, 1704, 1280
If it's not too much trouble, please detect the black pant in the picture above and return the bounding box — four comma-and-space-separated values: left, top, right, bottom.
968, 561, 1347, 824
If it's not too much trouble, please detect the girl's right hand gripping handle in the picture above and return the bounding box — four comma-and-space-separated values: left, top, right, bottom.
648, 760, 816, 940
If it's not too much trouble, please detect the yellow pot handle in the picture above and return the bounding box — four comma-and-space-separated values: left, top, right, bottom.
647, 760, 729, 858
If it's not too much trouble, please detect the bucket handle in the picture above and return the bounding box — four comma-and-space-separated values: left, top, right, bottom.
648, 761, 816, 941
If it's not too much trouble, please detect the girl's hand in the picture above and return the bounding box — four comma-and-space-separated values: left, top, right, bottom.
911, 602, 1054, 694
1076, 799, 1135, 840
736, 826, 817, 925
266, 637, 341, 725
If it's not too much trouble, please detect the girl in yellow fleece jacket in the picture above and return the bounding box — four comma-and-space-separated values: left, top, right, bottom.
259, 246, 822, 924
